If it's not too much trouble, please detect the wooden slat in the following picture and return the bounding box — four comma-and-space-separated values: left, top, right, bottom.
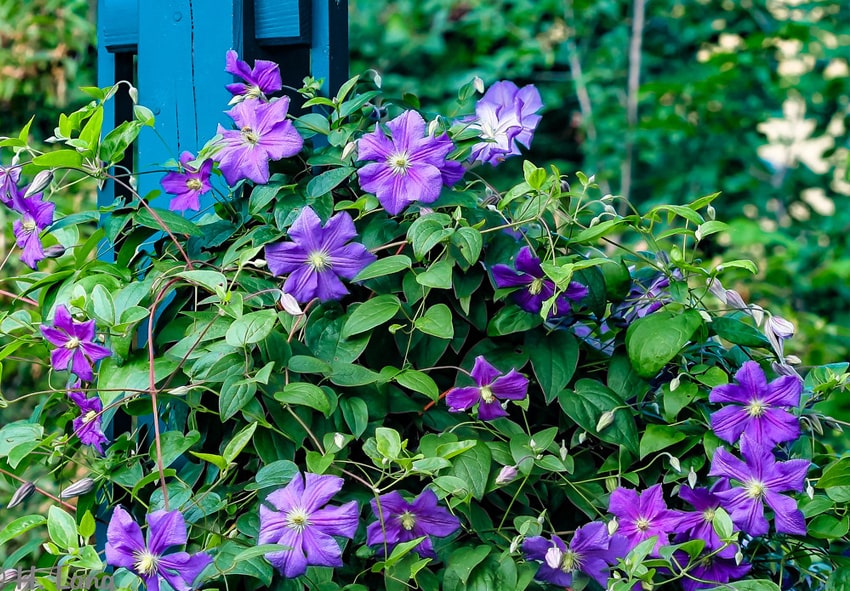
100, 0, 139, 52
255, 0, 310, 45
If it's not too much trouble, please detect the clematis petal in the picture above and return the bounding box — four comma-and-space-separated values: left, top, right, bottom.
489, 370, 529, 400
445, 386, 480, 412
146, 510, 189, 554
105, 506, 146, 569
469, 355, 502, 387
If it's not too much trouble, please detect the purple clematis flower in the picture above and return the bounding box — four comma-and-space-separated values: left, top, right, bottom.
265, 207, 376, 304
608, 484, 681, 554
611, 271, 680, 326
676, 481, 736, 558
258, 472, 359, 578
357, 110, 460, 215
106, 506, 212, 591
522, 523, 628, 588
224, 49, 282, 99
160, 151, 213, 212
215, 97, 303, 186
12, 193, 54, 269
709, 435, 809, 537
674, 551, 751, 591
40, 305, 111, 382
710, 360, 801, 447
445, 355, 528, 420
491, 246, 587, 316
468, 81, 542, 166
0, 163, 20, 207
67, 383, 108, 454
366, 489, 460, 558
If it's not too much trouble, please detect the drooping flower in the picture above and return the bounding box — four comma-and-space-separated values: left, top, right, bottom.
468, 81, 542, 166
12, 193, 54, 269
607, 484, 681, 554
105, 506, 212, 591
491, 246, 587, 316
67, 383, 108, 454
765, 315, 795, 358
160, 151, 213, 212
676, 481, 736, 558
610, 270, 680, 326
675, 551, 751, 591
258, 472, 359, 578
0, 163, 20, 207
264, 207, 375, 303
40, 305, 111, 382
224, 49, 282, 99
357, 110, 460, 215
215, 97, 303, 185
709, 435, 809, 537
445, 355, 528, 420
366, 489, 460, 558
709, 360, 801, 447
522, 523, 628, 588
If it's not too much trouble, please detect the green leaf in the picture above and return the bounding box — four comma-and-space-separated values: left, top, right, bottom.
154, 430, 201, 467
444, 545, 491, 585
707, 581, 780, 591
558, 379, 639, 456
275, 383, 331, 417
306, 166, 355, 198
375, 427, 403, 460
416, 260, 454, 289
353, 255, 412, 281
219, 376, 258, 421
189, 452, 229, 471
0, 422, 43, 458
340, 397, 369, 437
0, 515, 46, 547
341, 295, 401, 338
626, 309, 703, 378
487, 305, 542, 336
819, 457, 850, 489
449, 441, 491, 500
395, 370, 440, 401
639, 424, 687, 459
235, 544, 296, 562
135, 207, 203, 236
223, 422, 258, 463
414, 304, 454, 339
226, 310, 278, 347
329, 362, 381, 386
248, 459, 299, 490
407, 213, 453, 259
712, 316, 770, 347
287, 355, 332, 375
177, 270, 229, 293
451, 227, 483, 266
47, 506, 78, 550
32, 149, 84, 168
808, 514, 850, 539
525, 330, 578, 403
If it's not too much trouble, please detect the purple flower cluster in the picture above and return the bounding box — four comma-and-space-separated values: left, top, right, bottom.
106, 506, 212, 591
446, 355, 529, 420
366, 490, 460, 558
611, 270, 680, 326
491, 246, 587, 317
468, 81, 542, 166
40, 305, 111, 382
0, 164, 55, 269
523, 522, 627, 587
67, 382, 108, 454
265, 206, 376, 304
357, 110, 463, 215
160, 151, 213, 213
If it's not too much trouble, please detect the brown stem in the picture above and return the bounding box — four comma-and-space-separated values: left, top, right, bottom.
0, 289, 38, 306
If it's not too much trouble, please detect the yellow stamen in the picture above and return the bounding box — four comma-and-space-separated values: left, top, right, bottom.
65, 337, 81, 350
286, 507, 311, 532
241, 126, 260, 145
399, 511, 416, 531
480, 385, 495, 403
133, 550, 160, 576
308, 251, 330, 271
186, 178, 203, 191
387, 152, 410, 175
82, 410, 98, 424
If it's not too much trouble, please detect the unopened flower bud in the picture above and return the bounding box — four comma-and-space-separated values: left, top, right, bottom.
724, 289, 747, 311
806, 481, 815, 500
605, 476, 618, 492
341, 141, 357, 160
537, 509, 547, 525
559, 440, 568, 461
509, 535, 521, 553
750, 304, 765, 326
735, 550, 744, 565
60, 477, 95, 499
428, 118, 440, 137
707, 278, 727, 302
578, 431, 587, 444
669, 456, 681, 472
785, 355, 802, 365
670, 375, 681, 391
43, 245, 66, 258
496, 465, 518, 485
560, 180, 571, 193
768, 315, 795, 339
280, 291, 303, 316
0, 569, 18, 585
25, 170, 54, 198
688, 466, 698, 488
596, 411, 615, 432
250, 258, 268, 268
7, 481, 35, 508
642, 581, 654, 591
699, 310, 713, 323
607, 517, 619, 535
169, 385, 192, 396
472, 76, 485, 94
706, 204, 716, 221
333, 432, 346, 449
544, 546, 563, 569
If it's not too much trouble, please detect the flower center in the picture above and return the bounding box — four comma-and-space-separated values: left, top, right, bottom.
528, 278, 545, 295
702, 508, 716, 523
82, 410, 97, 424
22, 219, 37, 233
241, 126, 260, 145
285, 507, 311, 532
747, 400, 767, 417
307, 250, 331, 271
186, 178, 203, 191
745, 480, 766, 499
133, 550, 160, 576
480, 385, 495, 403
635, 517, 651, 532
399, 510, 417, 531
65, 337, 81, 350
560, 549, 582, 573
387, 151, 410, 175
479, 121, 498, 141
